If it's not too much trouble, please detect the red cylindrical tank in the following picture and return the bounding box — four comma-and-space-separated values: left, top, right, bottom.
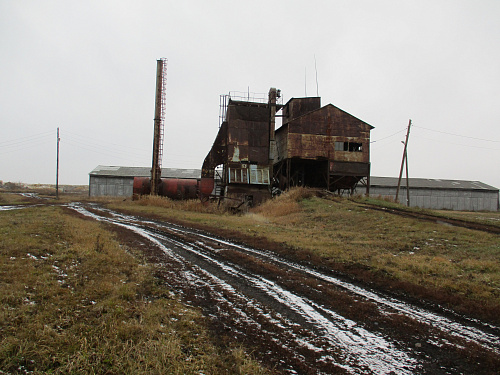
133, 177, 151, 196
199, 177, 215, 200
160, 178, 199, 200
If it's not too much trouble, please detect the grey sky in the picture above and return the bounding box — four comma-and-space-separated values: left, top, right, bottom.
1, 1, 499, 188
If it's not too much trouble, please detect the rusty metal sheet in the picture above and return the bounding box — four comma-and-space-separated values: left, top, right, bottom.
202, 122, 228, 178
283, 97, 321, 124
227, 102, 269, 123
227, 118, 270, 164
330, 161, 370, 176
289, 105, 373, 137
285, 134, 369, 163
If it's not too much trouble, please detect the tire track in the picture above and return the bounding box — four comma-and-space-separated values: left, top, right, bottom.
67, 203, 500, 374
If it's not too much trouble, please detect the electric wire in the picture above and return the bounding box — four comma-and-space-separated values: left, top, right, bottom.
0, 129, 202, 168
63, 139, 147, 166
411, 134, 500, 151
64, 130, 203, 166
413, 125, 499, 143
0, 131, 53, 148
0, 138, 52, 155
371, 123, 500, 151
370, 128, 407, 143
63, 137, 147, 162
63, 135, 147, 159
63, 130, 151, 153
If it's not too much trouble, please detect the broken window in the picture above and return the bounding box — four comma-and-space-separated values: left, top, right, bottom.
335, 141, 363, 152
348, 142, 363, 152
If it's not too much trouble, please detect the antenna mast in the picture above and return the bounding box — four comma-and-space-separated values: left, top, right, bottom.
151, 58, 168, 195
314, 54, 319, 96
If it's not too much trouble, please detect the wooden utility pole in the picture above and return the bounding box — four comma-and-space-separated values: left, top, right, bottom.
405, 145, 410, 206
396, 119, 411, 205
56, 127, 60, 199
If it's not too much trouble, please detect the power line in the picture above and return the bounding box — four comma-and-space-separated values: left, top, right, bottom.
63, 132, 150, 157
0, 138, 52, 155
412, 134, 500, 151
64, 137, 148, 160
64, 130, 151, 153
370, 128, 407, 143
413, 125, 499, 143
0, 131, 53, 148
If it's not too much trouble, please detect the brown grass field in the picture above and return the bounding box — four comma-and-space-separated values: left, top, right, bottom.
0, 203, 268, 374
1, 187, 499, 373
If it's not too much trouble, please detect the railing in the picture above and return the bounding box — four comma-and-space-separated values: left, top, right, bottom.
219, 90, 283, 127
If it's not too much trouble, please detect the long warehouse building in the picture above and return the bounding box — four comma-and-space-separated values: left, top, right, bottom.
89, 165, 498, 211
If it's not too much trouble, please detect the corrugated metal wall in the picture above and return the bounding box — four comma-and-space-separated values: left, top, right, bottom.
89, 176, 134, 197
369, 187, 499, 211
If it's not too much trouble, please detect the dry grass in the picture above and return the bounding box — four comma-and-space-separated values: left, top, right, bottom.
0, 206, 269, 374
136, 195, 226, 214
252, 187, 315, 218
0, 192, 34, 205
359, 195, 500, 228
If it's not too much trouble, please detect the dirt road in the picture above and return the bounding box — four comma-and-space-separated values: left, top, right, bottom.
68, 202, 500, 374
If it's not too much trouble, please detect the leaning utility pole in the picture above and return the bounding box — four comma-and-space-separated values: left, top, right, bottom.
56, 127, 60, 199
396, 119, 411, 205
151, 58, 168, 195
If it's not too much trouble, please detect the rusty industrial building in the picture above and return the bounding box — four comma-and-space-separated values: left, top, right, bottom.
200, 89, 281, 206
275, 96, 374, 193
200, 88, 374, 206
90, 62, 498, 211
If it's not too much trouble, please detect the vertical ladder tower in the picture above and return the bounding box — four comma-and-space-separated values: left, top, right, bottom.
151, 58, 168, 195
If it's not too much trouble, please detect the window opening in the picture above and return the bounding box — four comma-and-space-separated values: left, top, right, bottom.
348, 142, 363, 152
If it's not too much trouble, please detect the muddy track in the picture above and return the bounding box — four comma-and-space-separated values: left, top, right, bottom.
67, 203, 500, 374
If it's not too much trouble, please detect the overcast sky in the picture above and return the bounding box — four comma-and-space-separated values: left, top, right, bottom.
1, 0, 499, 189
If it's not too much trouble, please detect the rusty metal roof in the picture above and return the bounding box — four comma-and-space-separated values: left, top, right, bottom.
277, 103, 374, 134
370, 176, 498, 191
89, 165, 201, 179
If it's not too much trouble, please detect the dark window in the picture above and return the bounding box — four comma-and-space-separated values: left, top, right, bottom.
335, 141, 363, 152
348, 142, 363, 152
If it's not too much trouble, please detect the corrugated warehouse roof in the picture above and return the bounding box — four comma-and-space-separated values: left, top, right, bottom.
370, 176, 498, 191
89, 165, 201, 179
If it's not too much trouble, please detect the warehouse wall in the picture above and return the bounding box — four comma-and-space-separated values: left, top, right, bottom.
369, 187, 499, 211
89, 176, 134, 197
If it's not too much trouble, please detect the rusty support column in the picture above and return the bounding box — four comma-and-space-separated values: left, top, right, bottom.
287, 159, 291, 190
268, 88, 277, 169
